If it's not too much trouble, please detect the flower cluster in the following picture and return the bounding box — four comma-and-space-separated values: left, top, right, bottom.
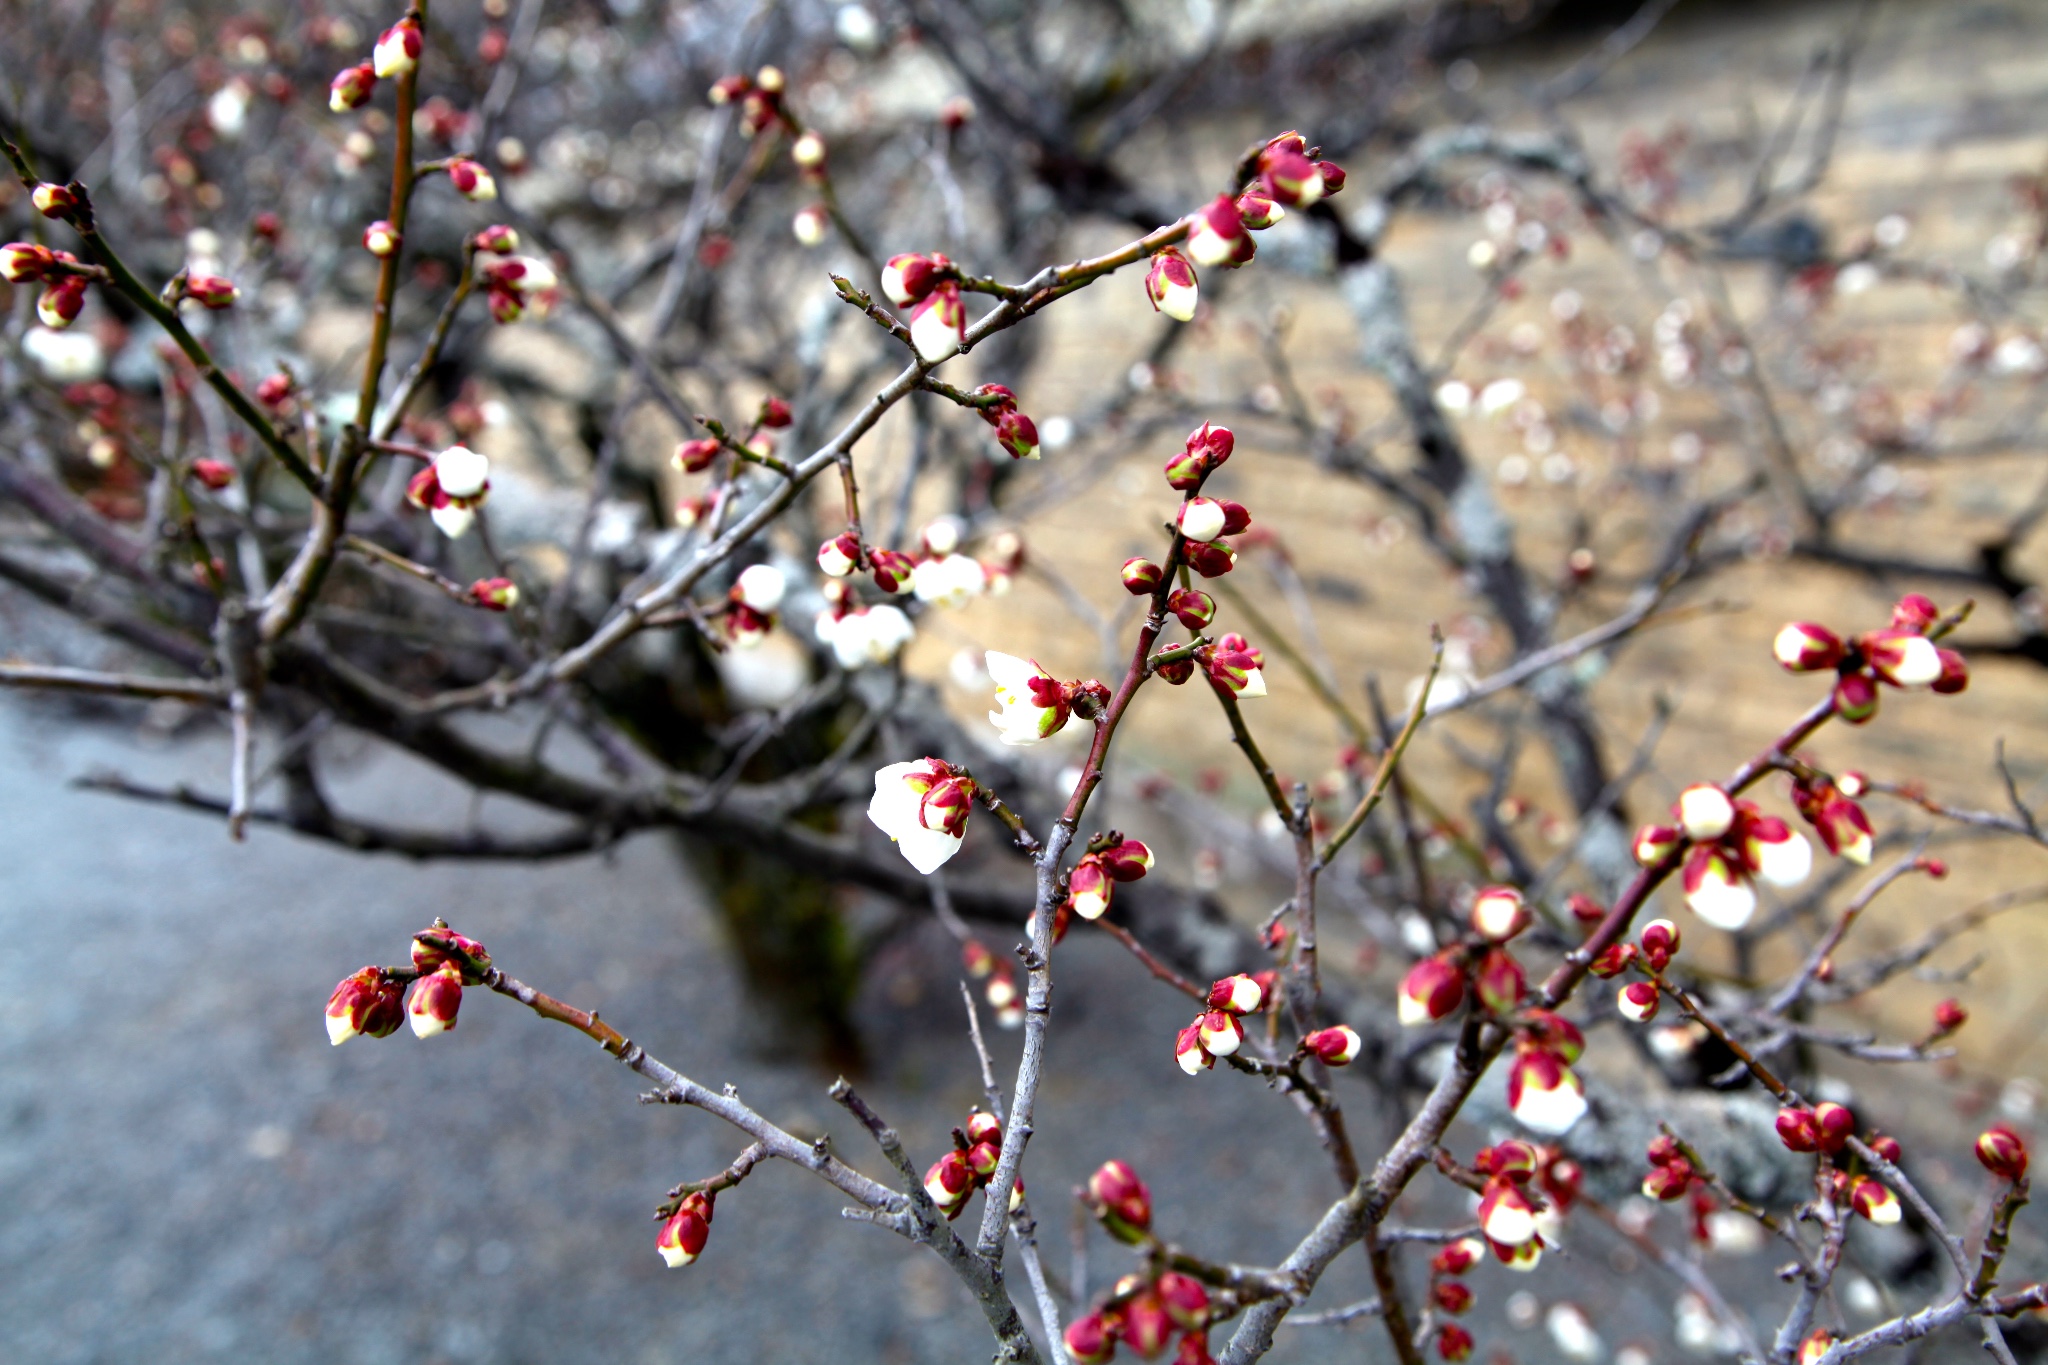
324, 923, 491, 1045
1064, 1268, 1214, 1364
814, 582, 915, 669
1173, 971, 1270, 1074
478, 248, 558, 325
970, 384, 1039, 460
4, 242, 90, 331
1632, 781, 1811, 931
881, 251, 968, 363
868, 758, 976, 874
1139, 135, 1343, 324
722, 563, 786, 649
1064, 835, 1153, 921
1472, 1139, 1555, 1270
404, 444, 492, 539
707, 65, 790, 139
1771, 593, 1968, 723
921, 1109, 1019, 1220
987, 652, 1080, 745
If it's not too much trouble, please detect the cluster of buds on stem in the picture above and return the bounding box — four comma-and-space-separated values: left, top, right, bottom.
969, 384, 1039, 460
720, 563, 786, 649
405, 444, 492, 539
323, 921, 490, 1045
1473, 1140, 1549, 1268
879, 251, 967, 363
985, 652, 1107, 746
1426, 1238, 1486, 1361
1191, 634, 1264, 696
868, 758, 975, 874
1776, 1101, 1856, 1155
1772, 594, 1968, 722
477, 247, 558, 325
1634, 782, 1812, 931
6, 243, 91, 330
1789, 770, 1875, 865
1065, 1267, 1214, 1364
1064, 834, 1153, 923
1641, 1133, 1697, 1202
1505, 1008, 1588, 1135
708, 66, 789, 138
1174, 970, 1270, 1075
813, 579, 916, 669
1163, 423, 1234, 493
1254, 131, 1344, 209
921, 1109, 1019, 1220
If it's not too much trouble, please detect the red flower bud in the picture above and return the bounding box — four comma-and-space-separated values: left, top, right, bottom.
183, 273, 238, 310
1863, 628, 1944, 688
1, 241, 55, 283
881, 252, 946, 307
1772, 621, 1845, 672
1207, 973, 1264, 1015
447, 158, 497, 201
1833, 670, 1880, 724
37, 275, 87, 329
473, 224, 519, 253
1175, 1021, 1213, 1075
1064, 1312, 1117, 1364
190, 458, 235, 490
329, 62, 377, 113
406, 963, 464, 1038
1100, 838, 1154, 882
1168, 588, 1215, 630
1155, 656, 1195, 686
1633, 823, 1682, 866
1473, 948, 1526, 1015
1398, 954, 1466, 1026
1303, 1024, 1361, 1067
1432, 1239, 1481, 1275
961, 938, 994, 978
1145, 246, 1200, 322
1851, 1176, 1901, 1224
1933, 998, 1968, 1034
1186, 194, 1247, 269
1196, 1009, 1244, 1058
1588, 942, 1636, 978
868, 547, 916, 595
1813, 1102, 1855, 1154
1183, 540, 1237, 578
1164, 422, 1233, 490
1433, 1280, 1473, 1315
1777, 1107, 1821, 1153
373, 17, 423, 78
1799, 1329, 1837, 1365
1932, 647, 1969, 694
1437, 1323, 1475, 1362
672, 437, 721, 473
324, 966, 406, 1044
1088, 1159, 1152, 1241
1069, 856, 1115, 921
657, 1191, 713, 1267
1978, 1125, 2029, 1180
1867, 1133, 1903, 1164
1892, 593, 1940, 631
32, 182, 79, 217
1122, 557, 1164, 594
966, 1110, 1003, 1146
1640, 917, 1680, 970
758, 395, 793, 428
1617, 980, 1660, 1023
1477, 1176, 1539, 1245
1157, 1270, 1210, 1329
1642, 1157, 1693, 1201
925, 1149, 975, 1212
468, 577, 520, 611
994, 408, 1039, 460
1122, 1292, 1173, 1359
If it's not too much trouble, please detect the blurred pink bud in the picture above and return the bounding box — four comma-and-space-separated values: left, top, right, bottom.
1064, 1312, 1117, 1364
373, 18, 422, 78
1438, 1323, 1475, 1361
1398, 954, 1466, 1026
1851, 1176, 1900, 1224
758, 395, 793, 428
1641, 1158, 1692, 1201
329, 62, 376, 113
1776, 1106, 1821, 1153
1167, 588, 1215, 630
447, 158, 497, 201
472, 224, 519, 253
1175, 1022, 1213, 1075
994, 408, 1039, 460
1772, 621, 1845, 672
1812, 1101, 1855, 1153
1433, 1239, 1481, 1275
1932, 647, 1969, 694
1617, 981, 1659, 1022
1862, 629, 1942, 688
1087, 1159, 1152, 1241
1833, 670, 1880, 723
881, 252, 946, 307
1122, 1293, 1173, 1359
672, 438, 721, 473
1257, 133, 1325, 207
1978, 1125, 2029, 1180
467, 577, 519, 611
184, 273, 238, 309
1675, 783, 1735, 840
1477, 1176, 1538, 1245
1469, 885, 1530, 942
1207, 974, 1263, 1015
32, 182, 78, 217
1235, 191, 1284, 229
1303, 1024, 1361, 1066
1633, 823, 1682, 866
1185, 194, 1247, 269
868, 547, 916, 594
1891, 594, 1940, 631
1144, 247, 1199, 322
1473, 948, 1526, 1015
190, 459, 235, 490
1100, 839, 1153, 882
1, 241, 55, 282
818, 532, 861, 577
1184, 541, 1237, 578
362, 220, 401, 257
1157, 1270, 1210, 1329
1933, 998, 1968, 1034
1589, 942, 1636, 978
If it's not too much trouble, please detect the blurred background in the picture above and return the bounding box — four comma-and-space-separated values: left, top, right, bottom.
5, 0, 2048, 1360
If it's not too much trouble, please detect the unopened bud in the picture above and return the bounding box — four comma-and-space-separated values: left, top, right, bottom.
818, 532, 861, 577
1157, 1270, 1211, 1329
1862, 629, 1942, 688
1144, 247, 1200, 322
1069, 856, 1114, 921
1168, 588, 1215, 630
657, 1192, 713, 1267
1473, 947, 1526, 1015
473, 224, 519, 253
372, 18, 423, 79
925, 1149, 975, 1210
1813, 1101, 1854, 1154
1617, 981, 1659, 1023
184, 273, 239, 309
1676, 783, 1735, 841
468, 577, 519, 610
1196, 1008, 1244, 1058
1633, 823, 1681, 866
329, 62, 377, 113
1850, 1176, 1901, 1224
1, 241, 56, 282
1087, 1159, 1152, 1240
406, 963, 464, 1037
32, 182, 78, 217
1776, 1107, 1820, 1152
1469, 885, 1530, 943
868, 547, 916, 595
1175, 1021, 1213, 1075
1207, 974, 1263, 1015
1834, 670, 1880, 724
362, 220, 402, 257
1773, 621, 1846, 672
324, 966, 405, 1044
1977, 1125, 2029, 1180
447, 158, 496, 201
1397, 954, 1466, 1026
1303, 1024, 1361, 1066
672, 438, 721, 473
1437, 1323, 1475, 1362
1589, 942, 1636, 978
190, 458, 235, 490
1121, 557, 1164, 595
1064, 1312, 1116, 1365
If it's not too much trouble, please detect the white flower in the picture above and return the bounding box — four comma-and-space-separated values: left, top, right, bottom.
1684, 851, 1757, 930
986, 651, 1068, 745
1676, 784, 1734, 841
1511, 1064, 1588, 1136
821, 606, 914, 669
1750, 829, 1812, 887
912, 553, 985, 608
921, 515, 963, 556
430, 501, 476, 539
21, 327, 105, 383
1177, 498, 1226, 542
868, 759, 968, 874
735, 563, 786, 612
433, 445, 490, 499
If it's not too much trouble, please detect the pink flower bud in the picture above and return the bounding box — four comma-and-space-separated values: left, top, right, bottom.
1167, 588, 1215, 630
1, 241, 55, 282
1641, 1158, 1693, 1201
1196, 1008, 1244, 1058
1100, 839, 1153, 882
1617, 981, 1659, 1023
329, 62, 377, 113
1521, 1009, 1585, 1063
657, 1191, 713, 1266
324, 966, 406, 1044
1640, 918, 1680, 970
1088, 1159, 1152, 1240
1437, 1323, 1475, 1362
965, 1110, 1003, 1147
1480, 1139, 1540, 1180
1812, 795, 1875, 865
1121, 557, 1164, 595
468, 577, 519, 611
1682, 844, 1757, 931
925, 1149, 975, 1210
672, 437, 721, 473
362, 220, 402, 256
994, 408, 1039, 460
1207, 974, 1264, 1015
1833, 670, 1880, 723
406, 963, 464, 1037
1175, 1022, 1213, 1075
1776, 1106, 1821, 1153
868, 547, 916, 595
1157, 1270, 1211, 1329
1867, 1132, 1903, 1163
1589, 942, 1636, 977
1933, 998, 1968, 1034
184, 273, 239, 309
1507, 1048, 1586, 1134
1432, 1280, 1474, 1315
1145, 247, 1200, 322
1811, 1102, 1855, 1153
37, 275, 86, 329
1772, 621, 1845, 672
1314, 161, 1347, 196
1675, 783, 1735, 840
1473, 947, 1526, 1015
1064, 1312, 1117, 1364
1398, 954, 1466, 1026
1433, 1239, 1481, 1275
1851, 1176, 1900, 1224
1478, 1176, 1539, 1245
1862, 628, 1943, 688
190, 458, 235, 490
965, 1139, 1000, 1179
1185, 194, 1247, 269
1978, 1125, 2029, 1180
1633, 823, 1681, 866
1123, 1292, 1173, 1359
880, 252, 945, 307
1156, 656, 1195, 685
1184, 540, 1237, 578
32, 182, 78, 217
373, 17, 423, 78
909, 282, 966, 363
817, 533, 861, 578
1200, 640, 1264, 698
447, 158, 497, 201
473, 224, 519, 253
1069, 856, 1115, 921
1469, 885, 1530, 942
412, 925, 492, 981
1235, 191, 1284, 229
1257, 134, 1325, 207
1892, 594, 1940, 631
1304, 1024, 1362, 1066
1932, 647, 1969, 694
706, 74, 750, 106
